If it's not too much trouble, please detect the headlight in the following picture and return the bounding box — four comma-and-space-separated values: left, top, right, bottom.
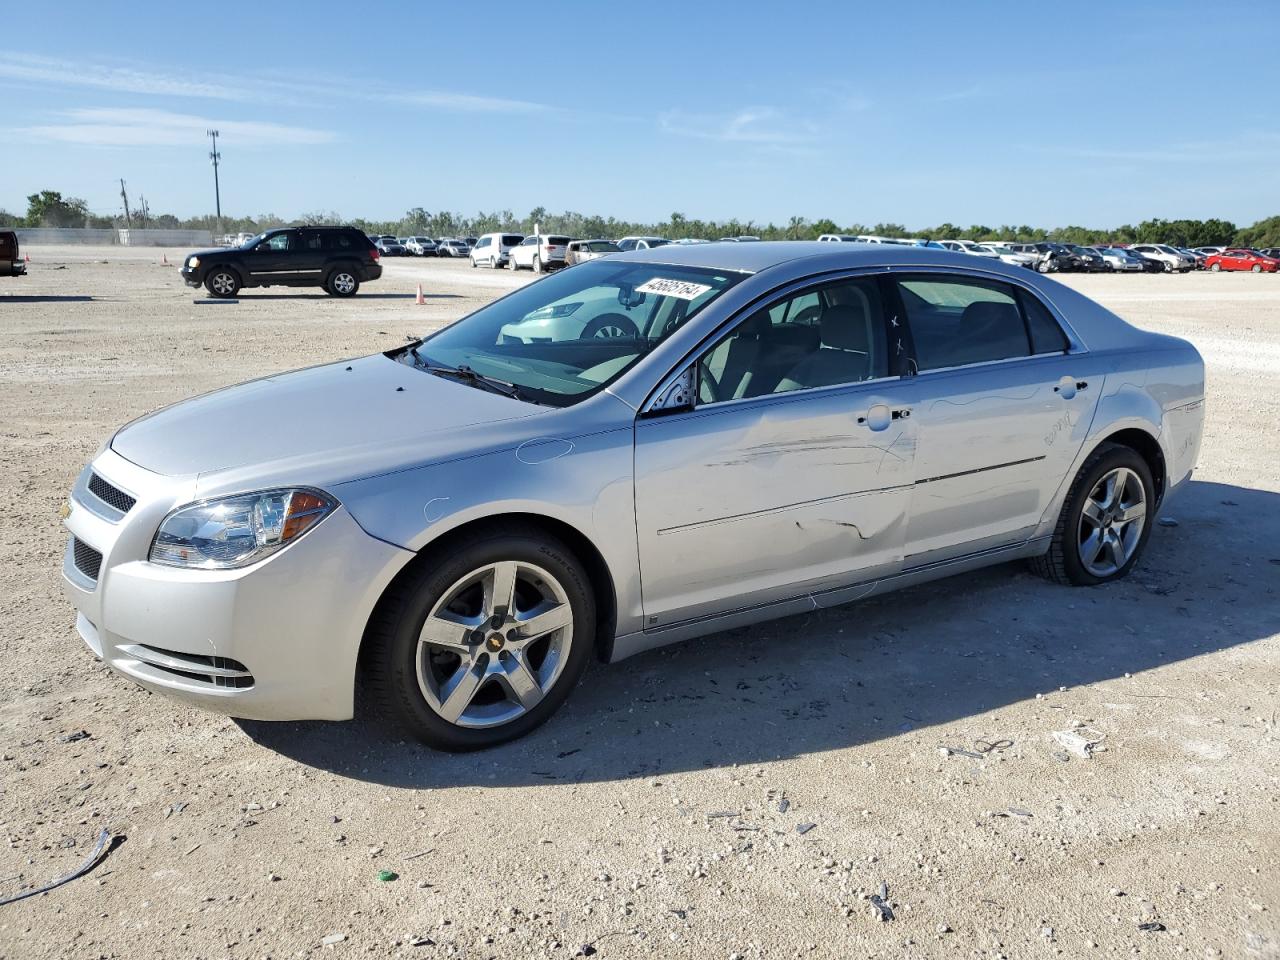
150, 488, 336, 570
188, 256, 200, 268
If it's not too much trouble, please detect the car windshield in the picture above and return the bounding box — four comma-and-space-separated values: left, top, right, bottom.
408, 261, 745, 407
586, 241, 619, 252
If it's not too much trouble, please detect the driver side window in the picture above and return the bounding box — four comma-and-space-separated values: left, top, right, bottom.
695, 278, 890, 405
258, 233, 291, 252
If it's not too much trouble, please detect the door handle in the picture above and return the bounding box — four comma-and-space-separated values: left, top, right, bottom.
1054, 376, 1087, 399
857, 404, 908, 431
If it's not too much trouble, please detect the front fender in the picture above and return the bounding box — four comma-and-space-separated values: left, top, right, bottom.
332, 426, 643, 636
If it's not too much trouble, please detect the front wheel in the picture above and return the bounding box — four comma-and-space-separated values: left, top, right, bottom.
1030, 442, 1154, 586
1252, 264, 1262, 273
326, 268, 359, 297
364, 525, 595, 751
1210, 262, 1221, 272
205, 268, 240, 298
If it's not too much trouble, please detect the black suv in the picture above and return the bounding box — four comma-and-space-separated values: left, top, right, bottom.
180, 226, 382, 298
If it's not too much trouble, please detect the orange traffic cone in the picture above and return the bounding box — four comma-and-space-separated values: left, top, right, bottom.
415, 283, 425, 305
24, 252, 30, 264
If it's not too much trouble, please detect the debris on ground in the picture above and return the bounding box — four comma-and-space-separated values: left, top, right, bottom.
377, 870, 398, 882
1052, 727, 1106, 758
0, 828, 113, 907
869, 882, 895, 921
59, 730, 91, 743
1157, 517, 1179, 527
796, 823, 816, 835
321, 933, 347, 946
1138, 921, 1167, 932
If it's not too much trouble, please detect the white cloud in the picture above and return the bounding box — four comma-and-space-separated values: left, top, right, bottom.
390, 91, 556, 114
659, 107, 818, 145
18, 108, 335, 147
0, 51, 255, 101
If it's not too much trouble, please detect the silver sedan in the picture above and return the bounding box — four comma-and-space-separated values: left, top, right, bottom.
62, 244, 1205, 750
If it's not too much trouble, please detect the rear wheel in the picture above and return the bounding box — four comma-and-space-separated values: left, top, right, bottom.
1210, 262, 1221, 272
509, 255, 519, 271
533, 255, 543, 274
326, 268, 359, 297
1252, 264, 1262, 274
1030, 442, 1154, 586
205, 268, 240, 298
364, 526, 595, 751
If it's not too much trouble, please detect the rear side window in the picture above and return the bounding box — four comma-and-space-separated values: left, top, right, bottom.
476, 237, 491, 248
501, 235, 523, 246
1018, 289, 1070, 354
299, 230, 323, 251
895, 276, 1030, 370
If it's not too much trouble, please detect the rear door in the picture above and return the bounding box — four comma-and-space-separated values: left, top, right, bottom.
293, 229, 329, 283
890, 273, 1101, 566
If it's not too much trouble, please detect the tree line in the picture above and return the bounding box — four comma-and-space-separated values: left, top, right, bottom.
3, 190, 1278, 249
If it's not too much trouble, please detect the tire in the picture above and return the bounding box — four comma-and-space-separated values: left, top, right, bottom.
204, 268, 240, 298
1037, 259, 1053, 274
580, 313, 639, 340
326, 268, 360, 297
1210, 262, 1221, 272
509, 255, 519, 271
533, 255, 543, 274
364, 525, 595, 751
470, 258, 477, 268
1029, 442, 1155, 587
490, 256, 497, 269
1252, 264, 1262, 274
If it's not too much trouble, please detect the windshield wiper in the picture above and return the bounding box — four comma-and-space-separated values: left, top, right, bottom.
410, 352, 538, 403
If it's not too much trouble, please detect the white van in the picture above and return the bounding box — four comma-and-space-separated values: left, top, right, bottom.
470, 232, 525, 268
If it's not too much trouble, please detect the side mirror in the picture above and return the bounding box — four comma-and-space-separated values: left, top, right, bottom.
645, 366, 696, 415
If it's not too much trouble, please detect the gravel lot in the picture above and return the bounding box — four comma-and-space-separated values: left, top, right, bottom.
1, 247, 1277, 959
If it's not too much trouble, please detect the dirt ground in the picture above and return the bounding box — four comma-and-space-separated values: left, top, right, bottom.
1, 247, 1277, 960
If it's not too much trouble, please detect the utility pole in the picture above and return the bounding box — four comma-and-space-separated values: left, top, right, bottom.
119, 178, 132, 229
207, 129, 222, 236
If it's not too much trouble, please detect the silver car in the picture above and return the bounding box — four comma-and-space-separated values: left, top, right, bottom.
62, 244, 1205, 750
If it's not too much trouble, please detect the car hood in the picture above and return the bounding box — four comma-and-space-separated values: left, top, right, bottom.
186, 247, 236, 261
110, 354, 542, 480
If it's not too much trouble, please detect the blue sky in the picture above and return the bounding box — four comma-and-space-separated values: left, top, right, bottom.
1, 3, 1277, 228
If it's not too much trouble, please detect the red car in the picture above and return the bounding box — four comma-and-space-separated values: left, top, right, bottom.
1205, 248, 1279, 273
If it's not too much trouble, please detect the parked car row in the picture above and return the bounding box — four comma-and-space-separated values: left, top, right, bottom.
369, 228, 1280, 278
371, 234, 478, 258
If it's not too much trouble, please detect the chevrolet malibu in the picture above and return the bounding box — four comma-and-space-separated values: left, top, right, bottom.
62, 244, 1205, 750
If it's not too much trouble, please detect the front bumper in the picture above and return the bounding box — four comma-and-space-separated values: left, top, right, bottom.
179, 264, 203, 287
61, 449, 413, 720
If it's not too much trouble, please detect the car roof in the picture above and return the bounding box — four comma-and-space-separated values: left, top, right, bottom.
609, 239, 1050, 275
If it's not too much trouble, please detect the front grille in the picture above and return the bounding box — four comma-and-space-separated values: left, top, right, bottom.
88, 473, 136, 514
72, 538, 102, 581
125, 644, 255, 689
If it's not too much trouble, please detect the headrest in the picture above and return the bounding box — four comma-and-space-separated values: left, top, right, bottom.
820, 302, 871, 352
961, 300, 1020, 328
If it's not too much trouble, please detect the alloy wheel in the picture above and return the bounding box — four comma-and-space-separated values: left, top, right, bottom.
332, 272, 356, 294
1077, 466, 1146, 577
210, 272, 236, 295
415, 560, 574, 729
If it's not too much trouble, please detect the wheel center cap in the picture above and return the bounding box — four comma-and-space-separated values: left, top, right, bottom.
486, 632, 505, 652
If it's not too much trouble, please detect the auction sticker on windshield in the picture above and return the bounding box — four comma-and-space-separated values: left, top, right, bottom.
634, 278, 713, 300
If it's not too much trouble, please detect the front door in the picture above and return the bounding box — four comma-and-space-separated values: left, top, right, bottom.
633, 275, 917, 627
890, 273, 1101, 566
246, 230, 297, 285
